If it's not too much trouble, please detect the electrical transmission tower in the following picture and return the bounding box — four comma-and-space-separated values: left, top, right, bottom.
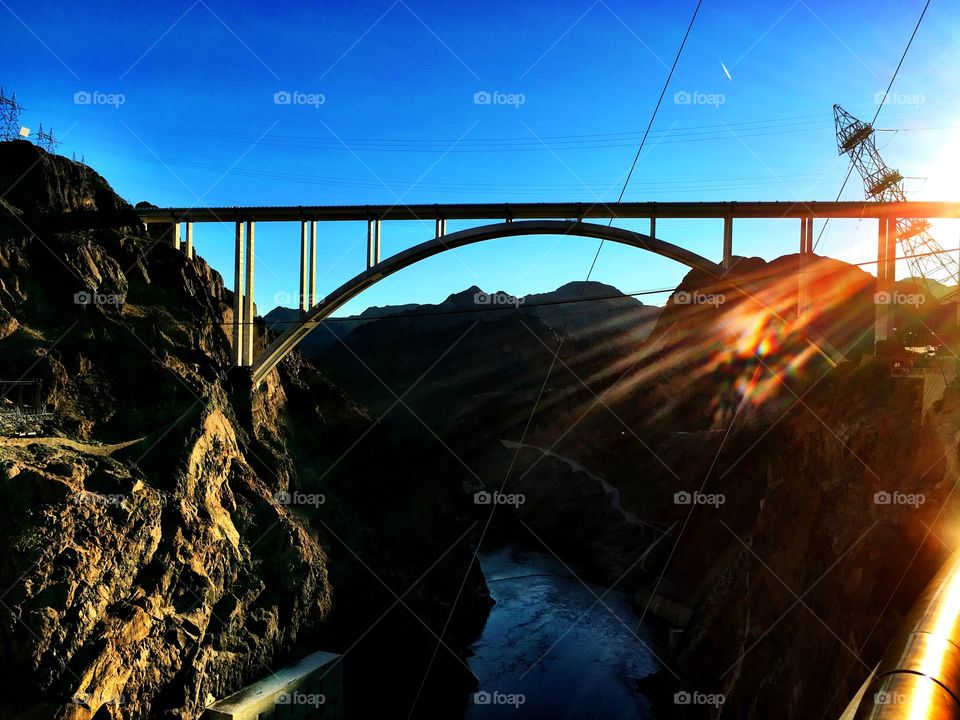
834, 103, 957, 289
35, 124, 60, 153
0, 87, 25, 141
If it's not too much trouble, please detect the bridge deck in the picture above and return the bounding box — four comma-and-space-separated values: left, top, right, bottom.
138, 200, 960, 223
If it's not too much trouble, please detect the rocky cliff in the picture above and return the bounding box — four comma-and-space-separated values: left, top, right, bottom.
0, 141, 489, 720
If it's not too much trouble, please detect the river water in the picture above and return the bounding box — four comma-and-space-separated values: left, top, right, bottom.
464, 545, 659, 719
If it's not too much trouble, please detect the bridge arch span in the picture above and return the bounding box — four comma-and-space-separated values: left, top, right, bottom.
251, 220, 723, 384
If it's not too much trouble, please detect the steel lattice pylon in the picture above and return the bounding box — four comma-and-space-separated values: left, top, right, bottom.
833, 103, 957, 289
0, 87, 24, 141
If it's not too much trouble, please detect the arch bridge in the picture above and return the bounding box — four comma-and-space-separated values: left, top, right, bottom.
136, 201, 960, 385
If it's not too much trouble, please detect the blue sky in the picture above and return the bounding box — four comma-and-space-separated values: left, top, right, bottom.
2, 0, 959, 315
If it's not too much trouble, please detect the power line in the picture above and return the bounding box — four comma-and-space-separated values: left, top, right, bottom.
108, 151, 836, 194
262, 286, 676, 327
403, 2, 705, 713
813, 0, 934, 253
851, 245, 960, 269
43, 101, 954, 151
71, 285, 677, 328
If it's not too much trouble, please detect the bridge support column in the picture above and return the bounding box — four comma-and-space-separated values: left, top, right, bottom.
233, 222, 245, 367
798, 216, 813, 318
722, 217, 733, 269
649, 217, 656, 239
875, 218, 895, 344
309, 221, 317, 308
888, 219, 897, 279
299, 221, 309, 314
367, 220, 381, 268
244, 221, 256, 367
171, 222, 181, 251
436, 218, 446, 237
185, 222, 194, 259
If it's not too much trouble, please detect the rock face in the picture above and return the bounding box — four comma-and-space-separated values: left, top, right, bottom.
0, 143, 489, 720
667, 364, 960, 719
0, 140, 133, 218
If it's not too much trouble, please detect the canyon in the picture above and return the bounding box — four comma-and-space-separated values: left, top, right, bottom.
2, 139, 959, 719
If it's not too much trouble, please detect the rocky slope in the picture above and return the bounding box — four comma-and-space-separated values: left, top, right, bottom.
0, 141, 489, 720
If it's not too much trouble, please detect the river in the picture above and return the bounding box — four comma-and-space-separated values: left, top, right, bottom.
464, 545, 659, 719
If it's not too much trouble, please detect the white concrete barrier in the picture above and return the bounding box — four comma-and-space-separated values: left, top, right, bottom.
205, 650, 343, 719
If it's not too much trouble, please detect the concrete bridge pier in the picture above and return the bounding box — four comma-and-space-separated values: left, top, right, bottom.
797, 216, 813, 318
233, 222, 245, 367
299, 220, 309, 315
298, 220, 318, 313
309, 221, 317, 307
229, 220, 257, 368
243, 221, 256, 366
722, 217, 733, 269
367, 219, 381, 268
155, 221, 196, 258
435, 218, 447, 237
875, 217, 896, 343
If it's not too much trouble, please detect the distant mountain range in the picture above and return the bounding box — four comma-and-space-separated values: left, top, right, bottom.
264, 280, 662, 357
